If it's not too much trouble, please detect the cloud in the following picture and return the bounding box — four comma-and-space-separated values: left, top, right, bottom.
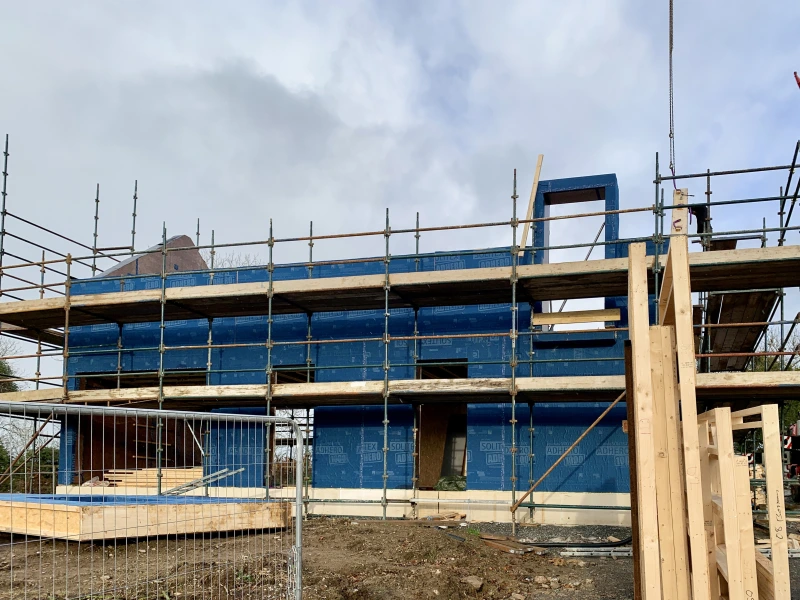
0, 1, 798, 267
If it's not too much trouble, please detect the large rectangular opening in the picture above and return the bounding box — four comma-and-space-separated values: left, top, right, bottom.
416, 358, 468, 380
78, 369, 207, 389
417, 404, 467, 490
271, 365, 315, 384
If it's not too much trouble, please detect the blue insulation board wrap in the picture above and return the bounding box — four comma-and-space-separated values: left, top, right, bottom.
530, 331, 624, 377
312, 405, 413, 489
467, 403, 629, 493
206, 408, 267, 488
58, 415, 79, 485
65, 247, 536, 390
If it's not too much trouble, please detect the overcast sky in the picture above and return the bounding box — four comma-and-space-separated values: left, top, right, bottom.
1, 2, 799, 384
1, 1, 798, 272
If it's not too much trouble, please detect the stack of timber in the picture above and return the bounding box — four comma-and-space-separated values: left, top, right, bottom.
626, 196, 790, 600
104, 467, 203, 488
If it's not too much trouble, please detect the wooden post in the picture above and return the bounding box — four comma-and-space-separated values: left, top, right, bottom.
650, 326, 680, 600
761, 404, 790, 598
714, 408, 746, 600
734, 455, 759, 598
627, 242, 662, 598
624, 341, 642, 600
659, 326, 692, 599
660, 199, 711, 599
519, 154, 544, 256
698, 420, 721, 599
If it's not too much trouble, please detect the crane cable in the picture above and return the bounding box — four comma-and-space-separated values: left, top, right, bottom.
668, 0, 677, 190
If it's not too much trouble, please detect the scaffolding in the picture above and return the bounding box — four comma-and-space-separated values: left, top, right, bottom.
0, 133, 799, 527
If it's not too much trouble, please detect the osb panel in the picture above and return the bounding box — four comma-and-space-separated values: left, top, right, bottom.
417, 405, 466, 488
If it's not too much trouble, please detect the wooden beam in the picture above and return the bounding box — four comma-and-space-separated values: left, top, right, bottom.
520, 154, 544, 256
3, 371, 800, 406
666, 230, 712, 600
531, 308, 620, 326
713, 408, 746, 600
656, 326, 692, 599
658, 191, 688, 325
627, 242, 662, 598
0, 243, 798, 329
624, 341, 642, 600
698, 420, 721, 600
761, 404, 790, 599
734, 455, 759, 598
650, 325, 680, 600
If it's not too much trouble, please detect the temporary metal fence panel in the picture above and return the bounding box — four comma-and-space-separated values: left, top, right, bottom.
0, 401, 303, 600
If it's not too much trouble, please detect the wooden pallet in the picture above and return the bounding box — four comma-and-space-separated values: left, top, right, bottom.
697, 408, 758, 599
104, 467, 203, 488
705, 404, 790, 600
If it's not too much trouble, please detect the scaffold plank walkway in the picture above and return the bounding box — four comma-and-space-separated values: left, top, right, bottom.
0, 245, 798, 330
2, 371, 798, 408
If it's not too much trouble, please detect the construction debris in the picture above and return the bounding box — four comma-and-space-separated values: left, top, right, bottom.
424, 511, 466, 521
479, 534, 545, 556
460, 575, 483, 591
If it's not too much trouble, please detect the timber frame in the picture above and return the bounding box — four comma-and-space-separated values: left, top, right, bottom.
624, 196, 791, 600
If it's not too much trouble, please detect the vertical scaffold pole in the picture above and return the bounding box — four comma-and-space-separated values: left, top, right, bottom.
510, 170, 519, 535
305, 220, 314, 515
779, 186, 785, 248
704, 169, 712, 250
204, 226, 215, 387
62, 255, 72, 402
780, 287, 786, 371
35, 251, 45, 390
653, 153, 661, 324
209, 230, 216, 283
527, 219, 535, 521
411, 404, 419, 518
205, 318, 213, 386
528, 402, 534, 521
116, 323, 123, 389
156, 224, 167, 495
265, 220, 274, 499
0, 134, 9, 297
130, 181, 138, 257
413, 212, 421, 364
91, 184, 100, 275
382, 208, 391, 520
306, 220, 314, 374
411, 211, 420, 513
304, 406, 311, 507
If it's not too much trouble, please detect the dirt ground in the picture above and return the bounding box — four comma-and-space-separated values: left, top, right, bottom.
302, 519, 631, 600
0, 518, 796, 599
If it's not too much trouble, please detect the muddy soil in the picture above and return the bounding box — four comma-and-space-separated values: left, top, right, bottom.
0, 518, 796, 599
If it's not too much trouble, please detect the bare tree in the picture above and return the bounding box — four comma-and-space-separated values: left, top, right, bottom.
748, 328, 800, 429
199, 250, 263, 269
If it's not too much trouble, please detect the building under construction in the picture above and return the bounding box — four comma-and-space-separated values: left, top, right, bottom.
0, 136, 799, 532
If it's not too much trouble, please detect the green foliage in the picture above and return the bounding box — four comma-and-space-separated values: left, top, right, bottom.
744, 330, 800, 431
0, 359, 19, 393
0, 439, 59, 493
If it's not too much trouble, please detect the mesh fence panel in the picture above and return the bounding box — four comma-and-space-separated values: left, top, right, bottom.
0, 401, 302, 600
